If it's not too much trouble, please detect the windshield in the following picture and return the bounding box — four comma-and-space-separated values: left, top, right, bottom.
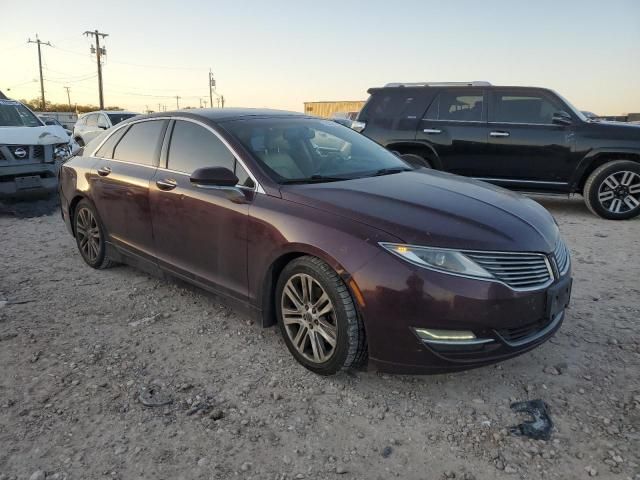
0, 100, 42, 127
222, 117, 410, 183
107, 113, 136, 125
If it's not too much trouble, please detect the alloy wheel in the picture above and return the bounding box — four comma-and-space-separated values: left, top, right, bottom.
76, 207, 101, 263
281, 273, 338, 364
597, 170, 640, 214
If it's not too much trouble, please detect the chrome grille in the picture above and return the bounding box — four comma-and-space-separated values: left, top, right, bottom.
553, 239, 570, 275
463, 251, 552, 290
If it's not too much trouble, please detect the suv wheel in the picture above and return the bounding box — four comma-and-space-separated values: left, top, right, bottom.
276, 256, 367, 375
584, 160, 640, 219
74, 199, 114, 269
400, 153, 431, 169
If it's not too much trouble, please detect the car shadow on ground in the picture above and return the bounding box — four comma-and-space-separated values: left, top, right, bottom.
0, 193, 60, 219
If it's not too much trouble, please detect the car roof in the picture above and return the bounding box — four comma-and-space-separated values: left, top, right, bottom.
79, 110, 138, 116
369, 84, 552, 94
137, 108, 307, 123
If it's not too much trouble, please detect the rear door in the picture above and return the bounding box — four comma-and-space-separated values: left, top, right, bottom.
149, 119, 253, 300
91, 119, 168, 259
416, 89, 490, 175
484, 89, 575, 185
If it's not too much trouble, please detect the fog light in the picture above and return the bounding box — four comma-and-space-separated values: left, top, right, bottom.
415, 328, 477, 341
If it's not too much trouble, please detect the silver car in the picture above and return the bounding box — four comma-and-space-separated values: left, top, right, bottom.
73, 110, 138, 146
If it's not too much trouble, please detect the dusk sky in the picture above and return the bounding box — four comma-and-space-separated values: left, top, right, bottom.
2, 0, 639, 114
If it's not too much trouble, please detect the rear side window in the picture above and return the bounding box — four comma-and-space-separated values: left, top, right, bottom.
113, 120, 165, 166
436, 91, 484, 121
490, 93, 559, 124
94, 128, 127, 159
359, 91, 432, 128
167, 120, 235, 174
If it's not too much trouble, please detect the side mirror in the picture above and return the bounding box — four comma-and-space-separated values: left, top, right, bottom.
190, 167, 238, 187
552, 111, 572, 126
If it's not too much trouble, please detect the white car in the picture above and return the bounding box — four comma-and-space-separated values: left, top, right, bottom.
73, 110, 138, 146
0, 92, 78, 197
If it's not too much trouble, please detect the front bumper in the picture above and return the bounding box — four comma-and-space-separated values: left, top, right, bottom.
0, 162, 59, 198
351, 250, 571, 374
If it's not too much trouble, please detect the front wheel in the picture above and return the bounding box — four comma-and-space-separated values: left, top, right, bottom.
400, 153, 431, 169
584, 160, 640, 219
74, 199, 114, 269
276, 256, 367, 375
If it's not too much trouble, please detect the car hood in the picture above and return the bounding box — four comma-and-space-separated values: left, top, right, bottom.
0, 125, 71, 145
587, 120, 640, 140
281, 169, 559, 253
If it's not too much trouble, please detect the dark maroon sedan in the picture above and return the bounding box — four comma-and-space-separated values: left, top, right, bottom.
59, 109, 572, 375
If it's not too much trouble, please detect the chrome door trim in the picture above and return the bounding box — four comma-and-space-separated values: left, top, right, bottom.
474, 177, 569, 186
89, 116, 265, 194
489, 131, 510, 137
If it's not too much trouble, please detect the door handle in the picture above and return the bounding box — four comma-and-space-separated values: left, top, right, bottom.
489, 131, 510, 137
423, 129, 442, 134
97, 166, 111, 176
156, 178, 177, 191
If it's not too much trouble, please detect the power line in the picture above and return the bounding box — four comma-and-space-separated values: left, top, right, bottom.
83, 30, 108, 109
27, 34, 52, 109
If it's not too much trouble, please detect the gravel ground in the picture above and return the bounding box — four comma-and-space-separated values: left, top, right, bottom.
0, 194, 638, 480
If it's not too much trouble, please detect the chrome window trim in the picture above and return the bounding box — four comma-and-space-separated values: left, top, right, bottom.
487, 121, 563, 127
379, 242, 555, 292
89, 116, 265, 194
421, 119, 486, 124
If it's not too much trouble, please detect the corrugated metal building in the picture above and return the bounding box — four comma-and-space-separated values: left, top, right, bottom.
303, 101, 365, 118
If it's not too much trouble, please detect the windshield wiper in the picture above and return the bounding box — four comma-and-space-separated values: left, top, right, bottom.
280, 174, 348, 185
371, 167, 412, 176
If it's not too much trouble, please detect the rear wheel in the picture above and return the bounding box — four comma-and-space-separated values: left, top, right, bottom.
276, 256, 367, 375
74, 137, 85, 147
74, 199, 114, 269
400, 153, 431, 169
584, 160, 640, 219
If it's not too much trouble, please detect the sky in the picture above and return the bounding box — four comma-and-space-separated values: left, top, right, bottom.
1, 0, 639, 115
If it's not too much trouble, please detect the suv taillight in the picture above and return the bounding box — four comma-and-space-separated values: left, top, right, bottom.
351, 121, 366, 133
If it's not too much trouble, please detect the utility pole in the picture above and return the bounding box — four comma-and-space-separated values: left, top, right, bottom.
158, 103, 162, 112
221, 95, 225, 109
83, 30, 108, 109
175, 96, 180, 109
209, 69, 215, 109
27, 34, 51, 110
64, 86, 71, 108
199, 98, 202, 108
203, 99, 208, 108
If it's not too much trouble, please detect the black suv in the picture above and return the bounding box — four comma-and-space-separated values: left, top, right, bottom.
354, 82, 640, 220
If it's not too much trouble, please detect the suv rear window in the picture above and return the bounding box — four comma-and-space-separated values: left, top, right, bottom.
359, 90, 433, 127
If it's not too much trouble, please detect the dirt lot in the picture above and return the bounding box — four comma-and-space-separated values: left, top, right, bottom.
0, 195, 638, 480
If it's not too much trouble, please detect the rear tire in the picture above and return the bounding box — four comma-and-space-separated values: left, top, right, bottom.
74, 137, 85, 147
583, 160, 640, 219
73, 199, 114, 269
400, 153, 431, 169
276, 256, 367, 375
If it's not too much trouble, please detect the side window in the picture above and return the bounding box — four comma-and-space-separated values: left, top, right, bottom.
76, 116, 87, 126
360, 92, 431, 128
97, 114, 109, 128
94, 127, 127, 159
234, 161, 255, 189
167, 120, 235, 174
86, 114, 98, 127
437, 91, 484, 121
491, 93, 559, 124
112, 120, 165, 166
423, 96, 439, 120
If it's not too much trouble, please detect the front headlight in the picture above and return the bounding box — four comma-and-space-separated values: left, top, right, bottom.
379, 242, 494, 279
54, 144, 72, 160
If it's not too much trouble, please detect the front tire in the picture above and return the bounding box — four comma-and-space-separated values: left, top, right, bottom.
584, 160, 640, 219
276, 256, 367, 375
73, 199, 114, 269
400, 153, 431, 169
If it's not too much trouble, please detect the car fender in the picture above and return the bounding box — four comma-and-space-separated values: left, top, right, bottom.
571, 147, 640, 187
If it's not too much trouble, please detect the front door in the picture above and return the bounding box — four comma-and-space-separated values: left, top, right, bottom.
484, 89, 575, 187
90, 119, 167, 259
149, 119, 253, 300
416, 89, 489, 176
